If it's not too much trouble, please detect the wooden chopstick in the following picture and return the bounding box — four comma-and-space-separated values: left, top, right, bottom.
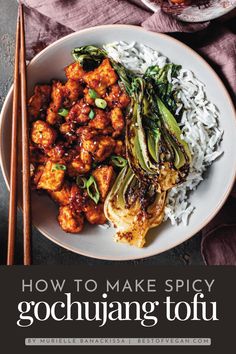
19, 3, 32, 266
7, 9, 20, 266
7, 3, 32, 265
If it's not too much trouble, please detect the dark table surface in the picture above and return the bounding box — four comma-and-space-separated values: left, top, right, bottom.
0, 0, 204, 265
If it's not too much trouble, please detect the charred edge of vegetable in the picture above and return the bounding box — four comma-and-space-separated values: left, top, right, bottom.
144, 64, 181, 117
72, 45, 107, 71
123, 173, 140, 209
109, 59, 134, 96
138, 184, 157, 213
126, 116, 150, 181
160, 122, 190, 166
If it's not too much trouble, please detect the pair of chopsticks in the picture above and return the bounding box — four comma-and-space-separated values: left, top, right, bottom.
7, 3, 31, 266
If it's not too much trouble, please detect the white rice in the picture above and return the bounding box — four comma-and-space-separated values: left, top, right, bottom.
104, 41, 223, 226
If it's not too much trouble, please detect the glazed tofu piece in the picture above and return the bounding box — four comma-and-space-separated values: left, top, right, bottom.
46, 143, 65, 161
31, 120, 57, 149
49, 182, 71, 206
77, 127, 98, 153
32, 165, 45, 187
83, 87, 95, 106
67, 99, 90, 124
83, 58, 118, 96
92, 165, 115, 201
64, 79, 83, 105
69, 183, 85, 213
69, 152, 92, 175
78, 127, 115, 161
105, 84, 130, 109
46, 81, 64, 125
93, 136, 116, 162
60, 122, 72, 135
88, 109, 111, 130
64, 62, 85, 80
110, 107, 124, 133
28, 84, 51, 121
37, 160, 65, 191
58, 205, 84, 233
114, 140, 126, 157
67, 147, 92, 176
84, 202, 107, 225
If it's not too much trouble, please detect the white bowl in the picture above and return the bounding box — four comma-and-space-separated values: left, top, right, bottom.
142, 0, 236, 22
1, 25, 236, 260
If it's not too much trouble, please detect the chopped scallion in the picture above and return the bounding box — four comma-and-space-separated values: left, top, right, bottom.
86, 175, 100, 204
58, 108, 69, 117
88, 89, 98, 99
89, 109, 95, 120
76, 176, 87, 189
52, 164, 67, 172
111, 155, 127, 168
95, 98, 107, 109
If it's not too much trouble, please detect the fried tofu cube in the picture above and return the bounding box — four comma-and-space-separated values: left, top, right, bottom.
59, 122, 73, 135
106, 84, 130, 109
93, 136, 116, 162
69, 184, 85, 213
58, 205, 84, 233
69, 156, 91, 175
58, 122, 77, 145
114, 140, 126, 157
64, 62, 85, 80
84, 202, 107, 225
83, 87, 95, 105
83, 58, 118, 96
78, 127, 98, 153
46, 143, 65, 161
110, 107, 124, 133
67, 147, 92, 176
28, 84, 51, 120
88, 109, 111, 130
49, 182, 71, 206
92, 165, 115, 201
64, 79, 83, 105
37, 160, 65, 191
46, 81, 64, 125
31, 120, 57, 148
32, 165, 45, 187
79, 128, 115, 161
67, 99, 90, 124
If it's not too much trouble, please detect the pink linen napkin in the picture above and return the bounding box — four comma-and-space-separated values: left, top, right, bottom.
20, 0, 236, 265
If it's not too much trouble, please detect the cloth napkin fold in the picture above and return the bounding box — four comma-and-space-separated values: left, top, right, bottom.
21, 0, 236, 265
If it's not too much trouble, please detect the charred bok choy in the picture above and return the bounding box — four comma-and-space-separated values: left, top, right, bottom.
104, 166, 166, 248
72, 45, 191, 247
125, 69, 191, 192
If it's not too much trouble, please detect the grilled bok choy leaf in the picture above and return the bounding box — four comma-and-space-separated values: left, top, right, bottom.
72, 45, 106, 70
104, 166, 166, 248
145, 64, 180, 115
126, 75, 191, 192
